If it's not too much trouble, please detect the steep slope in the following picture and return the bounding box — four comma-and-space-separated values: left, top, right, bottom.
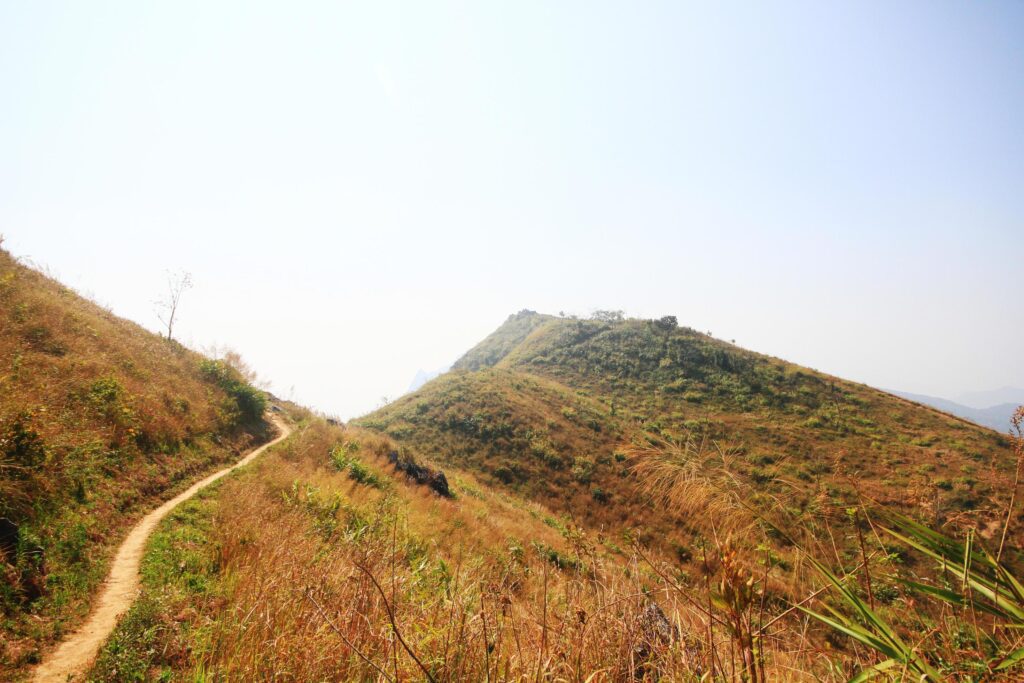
0, 248, 269, 676
360, 311, 1015, 553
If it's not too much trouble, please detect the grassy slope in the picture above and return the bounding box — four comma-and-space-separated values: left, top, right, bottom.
86, 415, 838, 681
360, 312, 1015, 558
86, 315, 1024, 680
0, 248, 269, 676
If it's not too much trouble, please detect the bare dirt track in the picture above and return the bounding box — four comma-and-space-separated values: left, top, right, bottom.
31, 415, 293, 683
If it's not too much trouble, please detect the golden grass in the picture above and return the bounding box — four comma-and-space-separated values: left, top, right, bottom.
361, 313, 1020, 628
91, 418, 900, 682
0, 247, 269, 677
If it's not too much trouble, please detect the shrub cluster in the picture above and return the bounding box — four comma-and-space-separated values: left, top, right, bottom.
198, 359, 267, 425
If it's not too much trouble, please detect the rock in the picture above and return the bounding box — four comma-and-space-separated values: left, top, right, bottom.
429, 470, 450, 497
387, 451, 451, 497
632, 600, 678, 679
0, 517, 18, 563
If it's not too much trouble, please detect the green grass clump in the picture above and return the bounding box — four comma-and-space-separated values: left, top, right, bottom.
330, 443, 383, 488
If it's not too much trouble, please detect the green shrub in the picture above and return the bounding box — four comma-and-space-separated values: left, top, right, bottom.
495, 466, 516, 483
571, 457, 595, 484
199, 359, 267, 424
329, 444, 382, 488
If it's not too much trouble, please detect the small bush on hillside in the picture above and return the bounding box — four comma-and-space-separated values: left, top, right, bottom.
0, 414, 47, 476
22, 324, 65, 355
199, 359, 267, 424
330, 443, 382, 488
572, 456, 595, 484
84, 377, 137, 430
590, 310, 625, 323
0, 414, 49, 524
653, 315, 678, 332
495, 466, 516, 483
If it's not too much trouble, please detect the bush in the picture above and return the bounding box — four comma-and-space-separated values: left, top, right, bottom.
330, 444, 382, 488
199, 359, 267, 424
0, 414, 47, 475
572, 457, 595, 484
653, 316, 678, 332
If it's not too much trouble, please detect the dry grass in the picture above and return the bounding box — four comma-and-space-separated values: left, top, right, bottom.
627, 432, 754, 536
90, 418, 896, 682
361, 315, 1018, 582
0, 247, 269, 678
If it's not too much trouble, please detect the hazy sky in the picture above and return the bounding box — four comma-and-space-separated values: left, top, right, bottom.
2, 1, 1022, 419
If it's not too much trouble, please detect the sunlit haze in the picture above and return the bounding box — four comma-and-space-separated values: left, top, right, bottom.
2, 1, 1021, 419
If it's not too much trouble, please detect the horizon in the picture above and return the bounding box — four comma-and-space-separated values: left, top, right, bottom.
2, 243, 1021, 418
3, 1, 1022, 419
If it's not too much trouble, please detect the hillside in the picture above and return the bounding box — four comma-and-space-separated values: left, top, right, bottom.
0, 248, 270, 676
27, 305, 1018, 681
86, 332, 1023, 680
79, 413, 866, 681
361, 310, 1016, 558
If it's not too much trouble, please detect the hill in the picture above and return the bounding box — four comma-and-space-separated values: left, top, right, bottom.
36, 305, 1020, 681
893, 390, 1020, 432
79, 412, 866, 681
958, 386, 1024, 409
0, 247, 270, 675
87, 372, 1024, 681
360, 310, 1016, 557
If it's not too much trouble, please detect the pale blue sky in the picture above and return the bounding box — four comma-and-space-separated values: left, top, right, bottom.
2, 1, 1021, 419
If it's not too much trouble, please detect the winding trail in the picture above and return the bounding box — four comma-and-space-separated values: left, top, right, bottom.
32, 415, 292, 683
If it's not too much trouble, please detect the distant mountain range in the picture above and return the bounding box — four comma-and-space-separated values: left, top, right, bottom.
891, 388, 1023, 432
407, 366, 449, 393
955, 387, 1024, 410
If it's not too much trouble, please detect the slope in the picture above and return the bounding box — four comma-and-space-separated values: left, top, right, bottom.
82, 414, 843, 681
0, 247, 270, 676
360, 311, 1016, 555
80, 313, 1024, 681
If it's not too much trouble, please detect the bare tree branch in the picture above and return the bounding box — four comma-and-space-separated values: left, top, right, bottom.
155, 270, 192, 342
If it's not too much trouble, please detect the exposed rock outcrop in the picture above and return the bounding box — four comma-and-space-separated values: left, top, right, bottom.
387, 451, 451, 497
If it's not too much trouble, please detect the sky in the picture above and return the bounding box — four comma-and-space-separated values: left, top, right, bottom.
1, 1, 1022, 419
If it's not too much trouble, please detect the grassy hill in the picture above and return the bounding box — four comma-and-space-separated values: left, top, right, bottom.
81, 405, 1024, 681
360, 310, 1016, 562
0, 247, 270, 675
38, 306, 1020, 681
6, 266, 1022, 681
81, 413, 863, 681
351, 311, 1024, 678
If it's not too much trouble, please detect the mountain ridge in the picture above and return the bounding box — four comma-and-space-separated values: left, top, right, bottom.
892, 389, 1019, 432
361, 310, 1015, 557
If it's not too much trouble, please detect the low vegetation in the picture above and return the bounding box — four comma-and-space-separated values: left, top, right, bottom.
0, 247, 270, 678
81, 417, 860, 680
90, 404, 1024, 680
6, 261, 1021, 682
360, 311, 1016, 575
